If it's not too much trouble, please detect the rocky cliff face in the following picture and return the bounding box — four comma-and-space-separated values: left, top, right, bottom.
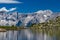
0, 8, 60, 27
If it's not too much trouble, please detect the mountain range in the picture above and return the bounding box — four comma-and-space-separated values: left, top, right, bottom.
0, 7, 60, 27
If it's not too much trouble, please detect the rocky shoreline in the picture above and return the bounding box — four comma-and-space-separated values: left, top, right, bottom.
0, 28, 7, 32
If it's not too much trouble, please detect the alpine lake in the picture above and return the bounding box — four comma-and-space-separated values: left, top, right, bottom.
0, 26, 60, 40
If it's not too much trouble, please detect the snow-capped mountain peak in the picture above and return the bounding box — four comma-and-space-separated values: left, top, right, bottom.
35, 10, 53, 13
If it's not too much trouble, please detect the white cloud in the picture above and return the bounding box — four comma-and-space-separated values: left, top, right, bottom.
0, 7, 16, 12
9, 8, 16, 11
0, 7, 9, 12
0, 0, 22, 3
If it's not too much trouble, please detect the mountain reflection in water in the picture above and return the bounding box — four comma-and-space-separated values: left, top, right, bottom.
0, 29, 60, 40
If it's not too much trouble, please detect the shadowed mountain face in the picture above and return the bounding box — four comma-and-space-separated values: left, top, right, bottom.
0, 9, 60, 27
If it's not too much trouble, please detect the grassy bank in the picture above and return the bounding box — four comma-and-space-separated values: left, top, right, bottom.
0, 26, 27, 31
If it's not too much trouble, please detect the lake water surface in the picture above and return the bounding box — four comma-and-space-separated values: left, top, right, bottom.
0, 29, 60, 40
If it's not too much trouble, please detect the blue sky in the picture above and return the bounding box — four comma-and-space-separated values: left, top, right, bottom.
0, 0, 60, 13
